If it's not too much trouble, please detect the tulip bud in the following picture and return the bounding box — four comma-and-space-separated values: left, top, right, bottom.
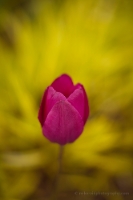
38, 74, 89, 145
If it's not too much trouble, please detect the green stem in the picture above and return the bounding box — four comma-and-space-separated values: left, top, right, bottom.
50, 145, 64, 200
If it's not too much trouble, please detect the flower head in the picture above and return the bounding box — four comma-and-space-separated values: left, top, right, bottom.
38, 74, 89, 145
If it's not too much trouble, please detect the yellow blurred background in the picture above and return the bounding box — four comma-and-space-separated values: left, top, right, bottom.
0, 0, 133, 199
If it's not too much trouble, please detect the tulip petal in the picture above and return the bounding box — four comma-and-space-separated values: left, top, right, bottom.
38, 87, 49, 127
69, 83, 89, 124
38, 87, 66, 126
51, 74, 73, 97
67, 87, 85, 121
45, 86, 66, 117
77, 84, 89, 123
43, 101, 84, 145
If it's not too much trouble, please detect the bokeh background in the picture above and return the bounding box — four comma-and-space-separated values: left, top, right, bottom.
0, 0, 133, 199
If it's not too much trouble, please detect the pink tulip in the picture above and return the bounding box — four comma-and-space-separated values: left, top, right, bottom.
38, 74, 89, 145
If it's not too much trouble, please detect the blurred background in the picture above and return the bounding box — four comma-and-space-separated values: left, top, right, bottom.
0, 0, 133, 199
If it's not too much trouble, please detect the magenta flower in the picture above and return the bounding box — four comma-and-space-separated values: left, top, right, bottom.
38, 74, 89, 145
